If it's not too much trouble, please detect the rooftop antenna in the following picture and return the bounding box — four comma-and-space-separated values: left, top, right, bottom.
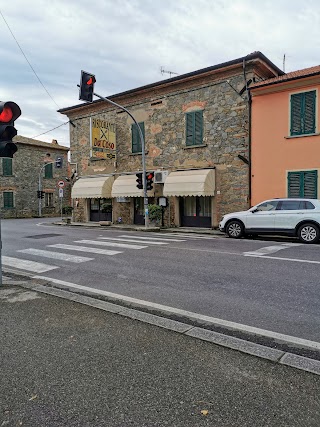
160, 66, 179, 78
283, 54, 286, 73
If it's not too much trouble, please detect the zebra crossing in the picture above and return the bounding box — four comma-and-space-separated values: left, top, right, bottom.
3, 233, 192, 275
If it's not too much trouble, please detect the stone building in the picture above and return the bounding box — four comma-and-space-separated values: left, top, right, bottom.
59, 51, 282, 228
0, 136, 69, 218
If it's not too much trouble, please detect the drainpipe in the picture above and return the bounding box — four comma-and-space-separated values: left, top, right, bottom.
243, 59, 252, 206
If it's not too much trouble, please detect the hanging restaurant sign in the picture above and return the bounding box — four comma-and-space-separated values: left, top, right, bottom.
90, 117, 116, 160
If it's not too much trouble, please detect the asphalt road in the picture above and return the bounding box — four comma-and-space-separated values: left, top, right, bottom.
2, 217, 320, 343
1, 284, 320, 427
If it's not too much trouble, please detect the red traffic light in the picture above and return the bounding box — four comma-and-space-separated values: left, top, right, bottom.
0, 106, 13, 122
79, 70, 96, 103
86, 76, 96, 86
0, 101, 21, 123
146, 172, 154, 180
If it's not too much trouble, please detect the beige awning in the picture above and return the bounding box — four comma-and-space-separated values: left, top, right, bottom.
163, 169, 215, 197
71, 176, 114, 199
111, 175, 154, 198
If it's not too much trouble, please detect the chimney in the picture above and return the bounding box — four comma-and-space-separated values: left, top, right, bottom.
51, 139, 58, 145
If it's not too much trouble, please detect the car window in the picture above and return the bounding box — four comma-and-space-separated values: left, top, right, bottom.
305, 201, 315, 209
255, 201, 278, 211
278, 200, 304, 210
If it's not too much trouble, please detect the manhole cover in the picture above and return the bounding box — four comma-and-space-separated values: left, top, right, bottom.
25, 234, 63, 239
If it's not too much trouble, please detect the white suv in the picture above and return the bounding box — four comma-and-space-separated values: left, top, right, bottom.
219, 198, 320, 243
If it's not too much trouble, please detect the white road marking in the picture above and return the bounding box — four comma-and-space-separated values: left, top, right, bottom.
243, 243, 302, 257
244, 254, 320, 264
163, 233, 216, 239
75, 240, 147, 250
119, 235, 186, 242
98, 237, 167, 245
2, 256, 58, 273
18, 248, 93, 263
48, 244, 122, 256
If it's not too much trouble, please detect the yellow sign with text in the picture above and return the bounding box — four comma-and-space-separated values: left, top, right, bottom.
91, 118, 116, 160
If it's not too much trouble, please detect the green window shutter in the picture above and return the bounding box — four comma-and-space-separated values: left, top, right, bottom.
194, 111, 203, 145
303, 170, 317, 198
3, 192, 14, 208
186, 111, 203, 146
290, 91, 316, 136
132, 122, 144, 153
290, 94, 303, 135
288, 170, 317, 198
288, 171, 302, 197
186, 112, 194, 146
303, 91, 316, 134
2, 158, 12, 176
44, 163, 53, 178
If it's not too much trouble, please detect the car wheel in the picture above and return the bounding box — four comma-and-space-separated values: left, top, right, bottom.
226, 220, 244, 239
297, 223, 320, 244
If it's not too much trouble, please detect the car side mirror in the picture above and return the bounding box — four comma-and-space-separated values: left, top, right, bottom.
251, 208, 259, 213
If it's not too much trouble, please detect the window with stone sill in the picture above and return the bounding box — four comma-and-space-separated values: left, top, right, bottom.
2, 158, 13, 176
45, 192, 54, 207
3, 191, 14, 209
44, 163, 53, 179
131, 122, 145, 154
185, 111, 204, 146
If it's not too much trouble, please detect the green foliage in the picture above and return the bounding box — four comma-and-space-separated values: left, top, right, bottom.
101, 202, 112, 213
62, 205, 73, 215
148, 204, 162, 223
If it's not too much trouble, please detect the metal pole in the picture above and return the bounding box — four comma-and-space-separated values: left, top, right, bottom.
92, 91, 149, 228
0, 214, 2, 286
38, 168, 42, 217
38, 161, 55, 218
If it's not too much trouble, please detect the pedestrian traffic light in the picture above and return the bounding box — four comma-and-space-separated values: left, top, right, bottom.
146, 172, 154, 191
136, 172, 143, 189
79, 70, 96, 103
0, 101, 21, 158
55, 156, 62, 168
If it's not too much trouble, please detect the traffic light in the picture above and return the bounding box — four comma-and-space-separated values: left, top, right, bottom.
136, 173, 143, 189
146, 172, 154, 191
37, 190, 45, 199
55, 156, 62, 168
79, 70, 96, 102
0, 101, 21, 158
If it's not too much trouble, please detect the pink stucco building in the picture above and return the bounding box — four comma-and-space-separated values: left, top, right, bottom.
251, 65, 320, 206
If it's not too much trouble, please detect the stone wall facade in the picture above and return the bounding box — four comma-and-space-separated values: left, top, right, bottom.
60, 53, 281, 227
0, 137, 70, 219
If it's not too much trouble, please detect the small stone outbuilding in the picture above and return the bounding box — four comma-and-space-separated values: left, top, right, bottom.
0, 136, 70, 218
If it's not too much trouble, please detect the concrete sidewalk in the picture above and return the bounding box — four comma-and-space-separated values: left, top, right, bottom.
1, 281, 320, 427
52, 219, 225, 235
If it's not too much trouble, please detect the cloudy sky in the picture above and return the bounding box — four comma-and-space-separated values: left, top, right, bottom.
1, 0, 320, 147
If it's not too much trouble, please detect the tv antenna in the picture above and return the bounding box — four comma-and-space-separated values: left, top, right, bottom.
160, 66, 179, 77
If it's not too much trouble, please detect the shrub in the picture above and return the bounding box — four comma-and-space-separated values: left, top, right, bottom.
148, 204, 162, 223
62, 206, 73, 215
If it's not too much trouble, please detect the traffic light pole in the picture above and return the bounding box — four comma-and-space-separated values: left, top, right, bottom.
92, 91, 149, 228
38, 161, 55, 217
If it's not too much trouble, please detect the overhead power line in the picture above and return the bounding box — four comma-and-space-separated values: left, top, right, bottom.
0, 9, 60, 109
32, 121, 71, 138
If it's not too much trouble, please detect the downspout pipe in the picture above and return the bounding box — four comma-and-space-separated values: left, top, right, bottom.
243, 59, 252, 206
